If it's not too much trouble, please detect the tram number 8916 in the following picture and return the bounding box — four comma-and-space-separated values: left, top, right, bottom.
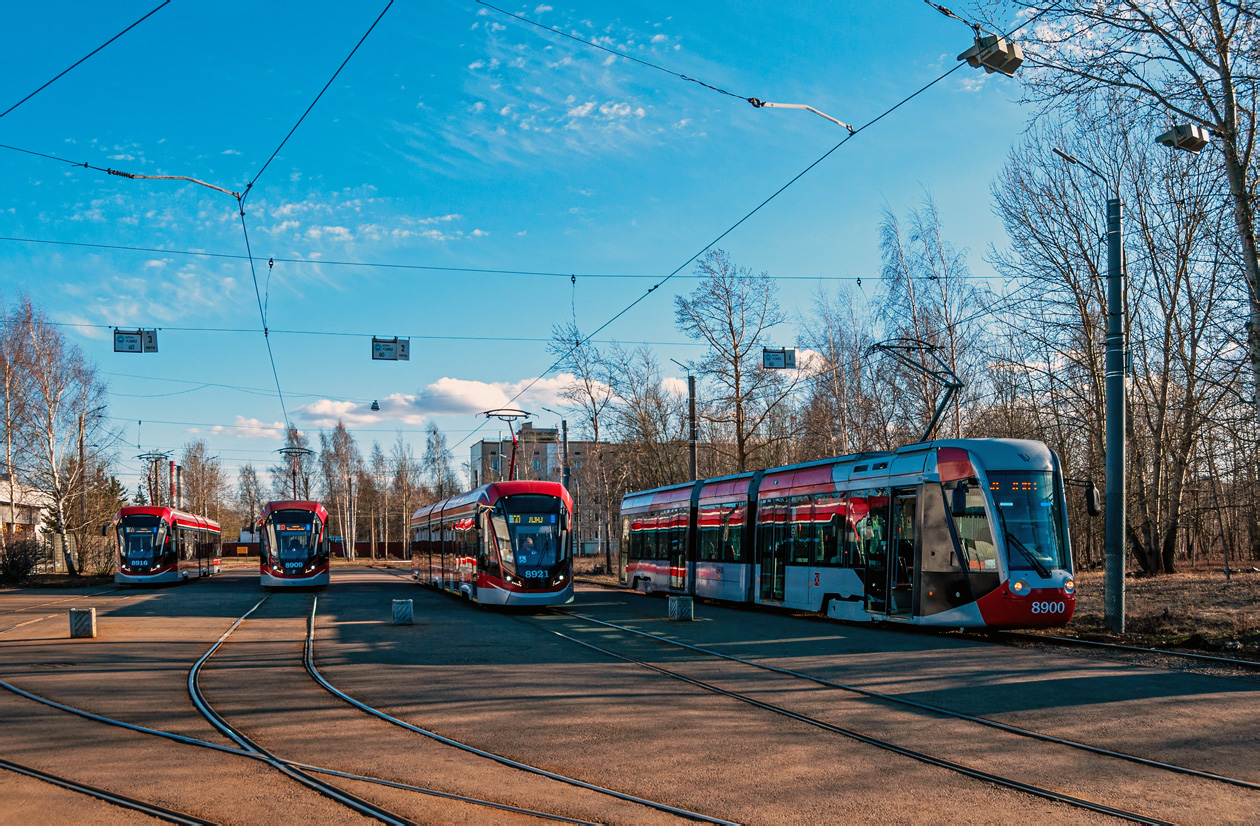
1030, 601, 1067, 614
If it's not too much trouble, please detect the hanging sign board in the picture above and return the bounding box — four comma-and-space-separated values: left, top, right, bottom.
114, 329, 142, 353
115, 329, 159, 353
762, 347, 797, 369
372, 336, 410, 361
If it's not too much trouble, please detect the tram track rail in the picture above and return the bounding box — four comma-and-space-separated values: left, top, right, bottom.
0, 587, 121, 616
532, 610, 1191, 825
0, 756, 215, 825
0, 677, 592, 824
983, 629, 1260, 671
554, 609, 1260, 793
305, 594, 740, 825
574, 576, 1260, 674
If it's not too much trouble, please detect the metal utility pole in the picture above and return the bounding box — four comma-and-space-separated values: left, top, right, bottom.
1055, 147, 1126, 634
687, 376, 697, 482
1104, 197, 1127, 634
560, 419, 570, 490
670, 359, 698, 482
277, 446, 313, 500
541, 407, 570, 491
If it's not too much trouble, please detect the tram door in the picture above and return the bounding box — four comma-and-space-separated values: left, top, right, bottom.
856, 489, 890, 613
758, 499, 788, 602
887, 490, 917, 616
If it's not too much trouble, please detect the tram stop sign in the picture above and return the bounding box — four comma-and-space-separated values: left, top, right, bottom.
762, 347, 796, 369
371, 336, 410, 361
114, 329, 158, 353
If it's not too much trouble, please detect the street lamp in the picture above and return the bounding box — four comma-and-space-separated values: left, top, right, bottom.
1054, 145, 1127, 635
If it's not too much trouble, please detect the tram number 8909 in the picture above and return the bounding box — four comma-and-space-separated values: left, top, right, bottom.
1030, 601, 1067, 614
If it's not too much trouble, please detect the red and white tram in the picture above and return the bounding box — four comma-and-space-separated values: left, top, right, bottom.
410, 481, 573, 607
621, 439, 1080, 629
259, 500, 330, 588
112, 506, 222, 584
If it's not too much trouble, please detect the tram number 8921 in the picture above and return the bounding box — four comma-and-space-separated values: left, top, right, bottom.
1029, 601, 1067, 614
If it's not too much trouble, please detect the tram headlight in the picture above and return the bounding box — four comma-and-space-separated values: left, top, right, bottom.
1010, 579, 1030, 595
1063, 578, 1076, 595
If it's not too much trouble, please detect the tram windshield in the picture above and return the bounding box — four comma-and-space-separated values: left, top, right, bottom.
491, 494, 568, 581
988, 471, 1069, 574
118, 515, 166, 564
267, 510, 319, 562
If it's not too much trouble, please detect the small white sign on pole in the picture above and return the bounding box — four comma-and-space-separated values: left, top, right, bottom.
142, 329, 158, 353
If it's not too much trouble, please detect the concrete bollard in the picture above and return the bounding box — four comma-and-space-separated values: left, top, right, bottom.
69, 607, 97, 638
392, 599, 414, 625
668, 595, 693, 621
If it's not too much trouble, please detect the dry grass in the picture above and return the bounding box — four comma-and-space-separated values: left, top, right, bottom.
1061, 568, 1260, 653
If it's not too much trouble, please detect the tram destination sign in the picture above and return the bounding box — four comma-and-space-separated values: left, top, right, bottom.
762, 347, 796, 369
371, 336, 410, 361
114, 328, 158, 354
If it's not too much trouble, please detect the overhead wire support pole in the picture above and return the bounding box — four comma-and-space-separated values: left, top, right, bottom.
1054, 145, 1126, 635
865, 339, 963, 443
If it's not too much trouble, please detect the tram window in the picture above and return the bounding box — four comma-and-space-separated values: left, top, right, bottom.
724, 505, 744, 563
949, 481, 998, 572
848, 490, 889, 567
814, 494, 844, 566
790, 500, 814, 564
699, 508, 720, 561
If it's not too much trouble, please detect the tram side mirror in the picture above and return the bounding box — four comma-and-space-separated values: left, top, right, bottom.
100, 524, 109, 536
1085, 481, 1102, 517
950, 483, 969, 518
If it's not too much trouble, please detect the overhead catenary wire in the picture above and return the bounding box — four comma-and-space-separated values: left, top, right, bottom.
447, 59, 974, 457
439, 3, 1061, 460
0, 235, 977, 282
475, 0, 754, 103
0, 1, 171, 119
229, 0, 392, 430
239, 0, 393, 205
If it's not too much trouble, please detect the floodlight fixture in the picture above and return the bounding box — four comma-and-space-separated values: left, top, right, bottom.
1155, 124, 1211, 154
958, 34, 1024, 77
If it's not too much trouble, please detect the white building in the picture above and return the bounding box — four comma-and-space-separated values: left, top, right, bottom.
0, 474, 48, 540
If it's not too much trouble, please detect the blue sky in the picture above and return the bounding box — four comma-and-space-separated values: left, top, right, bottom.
0, 0, 1031, 493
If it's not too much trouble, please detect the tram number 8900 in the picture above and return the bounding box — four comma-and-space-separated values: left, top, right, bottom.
1030, 601, 1067, 614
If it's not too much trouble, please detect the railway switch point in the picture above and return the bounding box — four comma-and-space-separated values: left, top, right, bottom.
69, 607, 97, 638
393, 599, 414, 625
669, 596, 694, 621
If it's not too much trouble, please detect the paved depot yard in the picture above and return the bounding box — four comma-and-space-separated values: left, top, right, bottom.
2, 568, 1259, 824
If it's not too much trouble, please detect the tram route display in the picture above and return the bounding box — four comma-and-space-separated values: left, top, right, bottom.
259, 500, 331, 588
620, 439, 1079, 629
410, 480, 573, 607
111, 506, 222, 584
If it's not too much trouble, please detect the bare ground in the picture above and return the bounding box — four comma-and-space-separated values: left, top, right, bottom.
1054, 568, 1260, 655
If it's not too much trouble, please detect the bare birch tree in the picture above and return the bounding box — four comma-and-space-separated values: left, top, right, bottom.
675, 249, 797, 472
984, 0, 1260, 420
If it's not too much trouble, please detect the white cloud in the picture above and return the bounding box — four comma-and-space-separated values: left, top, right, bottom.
206, 416, 287, 440
650, 34, 668, 44
567, 101, 595, 118
535, 4, 553, 12
469, 60, 486, 69
221, 149, 242, 155
471, 229, 489, 237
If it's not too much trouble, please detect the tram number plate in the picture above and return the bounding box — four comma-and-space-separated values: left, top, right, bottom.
1030, 601, 1067, 614
522, 570, 547, 578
